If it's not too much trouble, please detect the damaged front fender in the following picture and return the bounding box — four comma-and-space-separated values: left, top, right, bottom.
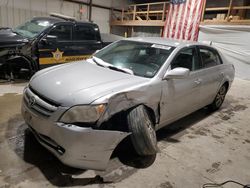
95, 83, 162, 127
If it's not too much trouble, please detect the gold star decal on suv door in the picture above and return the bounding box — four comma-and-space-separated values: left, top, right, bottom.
52, 48, 64, 61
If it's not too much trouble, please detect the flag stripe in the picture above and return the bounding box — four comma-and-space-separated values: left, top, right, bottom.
187, 0, 197, 40
163, 0, 204, 41
193, 0, 204, 41
184, 0, 195, 40
167, 4, 174, 38
171, 4, 180, 38
178, 0, 190, 40
182, 0, 191, 40
174, 3, 184, 39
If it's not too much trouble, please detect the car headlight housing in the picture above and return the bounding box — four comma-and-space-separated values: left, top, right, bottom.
60, 104, 106, 124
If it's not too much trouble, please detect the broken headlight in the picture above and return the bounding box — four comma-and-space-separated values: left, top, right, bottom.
60, 104, 106, 124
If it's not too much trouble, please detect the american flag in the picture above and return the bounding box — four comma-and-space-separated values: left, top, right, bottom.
163, 0, 205, 41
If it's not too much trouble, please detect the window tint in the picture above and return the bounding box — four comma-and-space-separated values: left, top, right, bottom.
199, 48, 221, 68
74, 25, 96, 40
171, 48, 200, 71
48, 25, 72, 41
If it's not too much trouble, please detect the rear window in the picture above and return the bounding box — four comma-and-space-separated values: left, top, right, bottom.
199, 47, 222, 68
74, 25, 97, 41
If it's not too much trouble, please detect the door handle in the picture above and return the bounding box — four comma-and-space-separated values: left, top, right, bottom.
194, 79, 202, 85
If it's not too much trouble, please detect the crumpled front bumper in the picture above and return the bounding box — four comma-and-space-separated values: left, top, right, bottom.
21, 101, 129, 170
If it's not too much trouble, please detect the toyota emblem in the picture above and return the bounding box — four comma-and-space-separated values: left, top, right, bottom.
28, 96, 36, 107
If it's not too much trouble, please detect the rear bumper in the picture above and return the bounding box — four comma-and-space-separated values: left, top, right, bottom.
21, 100, 129, 170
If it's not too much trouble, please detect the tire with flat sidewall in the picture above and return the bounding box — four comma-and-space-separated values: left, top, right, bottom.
127, 105, 158, 156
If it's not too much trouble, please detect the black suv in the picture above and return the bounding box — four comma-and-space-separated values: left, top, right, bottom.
0, 14, 112, 80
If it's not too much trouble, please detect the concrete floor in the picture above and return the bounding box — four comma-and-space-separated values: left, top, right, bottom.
0, 78, 250, 188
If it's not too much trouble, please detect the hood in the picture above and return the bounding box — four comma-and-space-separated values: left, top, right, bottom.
30, 62, 149, 106
0, 28, 29, 47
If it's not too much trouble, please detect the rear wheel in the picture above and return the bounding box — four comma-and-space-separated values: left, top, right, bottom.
127, 105, 158, 156
208, 84, 228, 111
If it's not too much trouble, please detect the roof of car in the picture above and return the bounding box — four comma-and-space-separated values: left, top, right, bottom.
125, 37, 204, 48
32, 17, 97, 26
32, 16, 65, 23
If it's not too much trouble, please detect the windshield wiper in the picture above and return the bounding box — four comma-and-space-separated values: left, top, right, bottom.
107, 66, 133, 75
92, 56, 105, 67
92, 56, 134, 75
11, 29, 21, 36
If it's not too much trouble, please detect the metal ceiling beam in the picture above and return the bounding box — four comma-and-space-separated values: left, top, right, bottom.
64, 0, 121, 12
89, 0, 92, 22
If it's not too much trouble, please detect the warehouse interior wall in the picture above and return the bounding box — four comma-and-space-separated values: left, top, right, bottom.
132, 27, 161, 37
91, 0, 131, 33
198, 25, 250, 80
0, 0, 83, 27
0, 0, 130, 34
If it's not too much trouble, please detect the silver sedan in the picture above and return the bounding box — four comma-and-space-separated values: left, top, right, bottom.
21, 37, 235, 170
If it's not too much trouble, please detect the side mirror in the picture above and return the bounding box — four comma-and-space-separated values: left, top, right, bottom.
163, 67, 190, 80
41, 35, 57, 45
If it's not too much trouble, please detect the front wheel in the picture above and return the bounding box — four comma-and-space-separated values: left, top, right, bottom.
127, 105, 158, 156
208, 84, 228, 111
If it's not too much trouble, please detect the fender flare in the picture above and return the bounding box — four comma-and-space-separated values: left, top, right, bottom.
6, 54, 39, 75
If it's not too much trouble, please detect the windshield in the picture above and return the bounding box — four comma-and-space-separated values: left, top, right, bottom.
95, 40, 175, 78
13, 19, 53, 39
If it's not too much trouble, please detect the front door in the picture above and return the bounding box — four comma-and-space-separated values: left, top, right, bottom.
159, 47, 203, 128
38, 24, 74, 67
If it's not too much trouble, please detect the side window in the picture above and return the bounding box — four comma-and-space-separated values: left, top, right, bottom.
171, 48, 200, 71
74, 25, 97, 41
199, 48, 221, 68
48, 25, 72, 41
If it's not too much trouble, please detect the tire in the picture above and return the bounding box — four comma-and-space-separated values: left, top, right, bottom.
208, 84, 228, 111
127, 105, 158, 156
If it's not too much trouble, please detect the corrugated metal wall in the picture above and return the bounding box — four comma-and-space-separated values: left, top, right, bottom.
0, 0, 87, 27
0, 0, 129, 33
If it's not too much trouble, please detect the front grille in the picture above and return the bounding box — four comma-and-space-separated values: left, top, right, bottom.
24, 87, 58, 117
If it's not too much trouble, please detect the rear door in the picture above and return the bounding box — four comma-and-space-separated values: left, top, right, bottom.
197, 46, 224, 106
72, 23, 102, 60
159, 47, 203, 127
38, 23, 74, 67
